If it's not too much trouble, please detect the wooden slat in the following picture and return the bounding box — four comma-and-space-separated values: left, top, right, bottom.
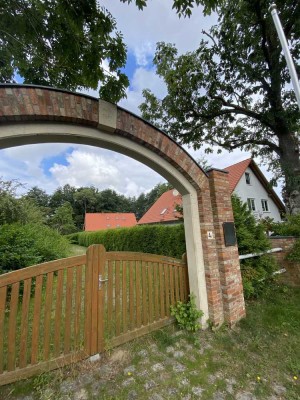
54, 269, 64, 357
179, 266, 184, 301
97, 245, 106, 353
31, 275, 43, 365
135, 261, 141, 328
89, 245, 99, 355
84, 249, 93, 355
0, 255, 86, 288
7, 282, 19, 372
43, 272, 54, 360
164, 264, 170, 317
115, 261, 121, 336
154, 263, 159, 321
64, 267, 73, 354
174, 265, 180, 302
129, 261, 134, 330
19, 278, 32, 368
107, 260, 114, 337
0, 286, 7, 374
169, 265, 175, 306
184, 267, 190, 300
148, 263, 153, 323
159, 263, 165, 319
74, 265, 82, 350
122, 261, 127, 333
142, 261, 147, 326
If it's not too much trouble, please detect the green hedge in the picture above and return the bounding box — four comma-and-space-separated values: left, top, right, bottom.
76, 224, 186, 258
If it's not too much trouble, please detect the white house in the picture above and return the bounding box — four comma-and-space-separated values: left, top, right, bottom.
138, 158, 285, 225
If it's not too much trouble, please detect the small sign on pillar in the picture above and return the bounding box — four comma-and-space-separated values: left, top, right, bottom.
223, 222, 237, 246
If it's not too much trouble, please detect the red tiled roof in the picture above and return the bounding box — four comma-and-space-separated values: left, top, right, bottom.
137, 189, 182, 225
84, 213, 137, 231
224, 158, 252, 192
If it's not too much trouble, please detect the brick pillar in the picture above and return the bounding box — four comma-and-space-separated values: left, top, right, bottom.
207, 169, 246, 325
197, 182, 224, 326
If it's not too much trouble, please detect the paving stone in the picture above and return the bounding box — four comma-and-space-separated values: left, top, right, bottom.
122, 377, 135, 387
166, 346, 175, 353
74, 388, 88, 400
180, 377, 190, 386
235, 392, 257, 400
60, 380, 76, 394
137, 369, 149, 377
167, 387, 179, 395
182, 395, 191, 400
213, 391, 226, 400
98, 364, 113, 375
174, 350, 185, 358
139, 357, 150, 365
137, 349, 148, 357
191, 386, 204, 396
185, 344, 194, 351
149, 344, 158, 352
151, 363, 164, 372
144, 380, 157, 390
273, 384, 286, 396
172, 362, 186, 372
149, 394, 164, 400
124, 365, 136, 375
127, 390, 138, 400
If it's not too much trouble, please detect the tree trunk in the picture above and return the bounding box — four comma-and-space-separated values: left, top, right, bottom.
278, 131, 300, 215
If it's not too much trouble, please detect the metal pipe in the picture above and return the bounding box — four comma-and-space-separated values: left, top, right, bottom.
269, 3, 300, 111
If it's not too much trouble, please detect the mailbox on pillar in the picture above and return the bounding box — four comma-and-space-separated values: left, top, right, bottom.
223, 222, 237, 246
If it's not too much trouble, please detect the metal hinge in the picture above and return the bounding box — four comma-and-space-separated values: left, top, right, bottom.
98, 274, 108, 289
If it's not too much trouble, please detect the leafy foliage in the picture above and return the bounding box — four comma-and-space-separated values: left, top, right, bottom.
271, 214, 300, 237
286, 239, 300, 262
170, 294, 203, 331
75, 224, 186, 258
140, 0, 300, 211
0, 223, 70, 272
0, 0, 129, 102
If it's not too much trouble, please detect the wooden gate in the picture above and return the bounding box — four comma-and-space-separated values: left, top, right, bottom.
0, 245, 189, 386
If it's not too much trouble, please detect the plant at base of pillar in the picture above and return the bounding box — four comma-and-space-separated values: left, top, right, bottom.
170, 294, 203, 332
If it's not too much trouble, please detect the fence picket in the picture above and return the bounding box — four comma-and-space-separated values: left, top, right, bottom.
54, 270, 64, 357
122, 261, 127, 333
31, 275, 43, 364
154, 263, 159, 320
164, 264, 170, 317
7, 282, 19, 371
129, 261, 134, 330
135, 262, 141, 328
44, 272, 54, 360
74, 265, 82, 350
64, 268, 73, 354
142, 261, 148, 325
159, 263, 165, 318
115, 261, 121, 336
148, 263, 153, 323
0, 286, 7, 374
19, 278, 32, 368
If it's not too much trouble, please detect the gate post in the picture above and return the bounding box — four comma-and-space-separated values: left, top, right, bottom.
207, 169, 246, 325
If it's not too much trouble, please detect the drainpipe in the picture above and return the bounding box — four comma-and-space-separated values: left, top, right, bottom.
269, 3, 300, 111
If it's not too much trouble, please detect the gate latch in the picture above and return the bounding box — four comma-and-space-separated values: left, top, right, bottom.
98, 274, 108, 289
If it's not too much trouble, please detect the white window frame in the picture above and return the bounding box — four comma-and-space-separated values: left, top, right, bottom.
245, 172, 251, 185
247, 198, 256, 211
261, 199, 269, 212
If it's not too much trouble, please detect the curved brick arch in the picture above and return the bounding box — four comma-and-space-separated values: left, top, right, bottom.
0, 85, 245, 326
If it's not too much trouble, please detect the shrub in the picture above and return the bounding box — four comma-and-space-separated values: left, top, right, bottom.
76, 224, 186, 258
271, 214, 300, 237
170, 294, 203, 331
0, 223, 70, 272
286, 239, 300, 262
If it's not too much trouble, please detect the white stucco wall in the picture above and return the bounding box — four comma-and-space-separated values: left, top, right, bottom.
233, 167, 282, 222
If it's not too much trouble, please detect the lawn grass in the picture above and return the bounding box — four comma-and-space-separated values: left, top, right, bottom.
1, 283, 299, 399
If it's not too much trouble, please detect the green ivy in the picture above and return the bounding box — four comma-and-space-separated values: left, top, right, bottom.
170, 294, 203, 331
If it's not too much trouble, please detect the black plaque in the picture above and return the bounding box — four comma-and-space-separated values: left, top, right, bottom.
223, 222, 237, 246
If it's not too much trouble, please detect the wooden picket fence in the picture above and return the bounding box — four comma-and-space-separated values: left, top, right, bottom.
0, 244, 189, 386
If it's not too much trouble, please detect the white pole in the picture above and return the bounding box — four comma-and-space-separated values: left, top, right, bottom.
269, 3, 300, 111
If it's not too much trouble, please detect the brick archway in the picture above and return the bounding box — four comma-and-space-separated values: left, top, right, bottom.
0, 84, 245, 326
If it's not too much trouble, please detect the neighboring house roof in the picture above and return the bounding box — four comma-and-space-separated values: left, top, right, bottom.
138, 158, 285, 225
224, 158, 285, 213
137, 189, 182, 225
84, 213, 137, 231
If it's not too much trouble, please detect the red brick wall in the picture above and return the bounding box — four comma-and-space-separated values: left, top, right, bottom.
270, 237, 300, 287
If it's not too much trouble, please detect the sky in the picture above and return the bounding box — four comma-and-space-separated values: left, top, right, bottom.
0, 0, 281, 198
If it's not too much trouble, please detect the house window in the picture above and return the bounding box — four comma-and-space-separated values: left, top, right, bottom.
247, 198, 256, 211
160, 208, 167, 215
261, 199, 269, 212
106, 216, 110, 220
245, 172, 251, 185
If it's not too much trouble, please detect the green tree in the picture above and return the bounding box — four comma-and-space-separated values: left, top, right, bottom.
0, 178, 23, 224
48, 202, 77, 235
139, 0, 300, 214
0, 0, 129, 102
25, 186, 49, 208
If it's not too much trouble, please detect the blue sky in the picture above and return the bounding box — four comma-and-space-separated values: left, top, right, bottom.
0, 0, 281, 198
